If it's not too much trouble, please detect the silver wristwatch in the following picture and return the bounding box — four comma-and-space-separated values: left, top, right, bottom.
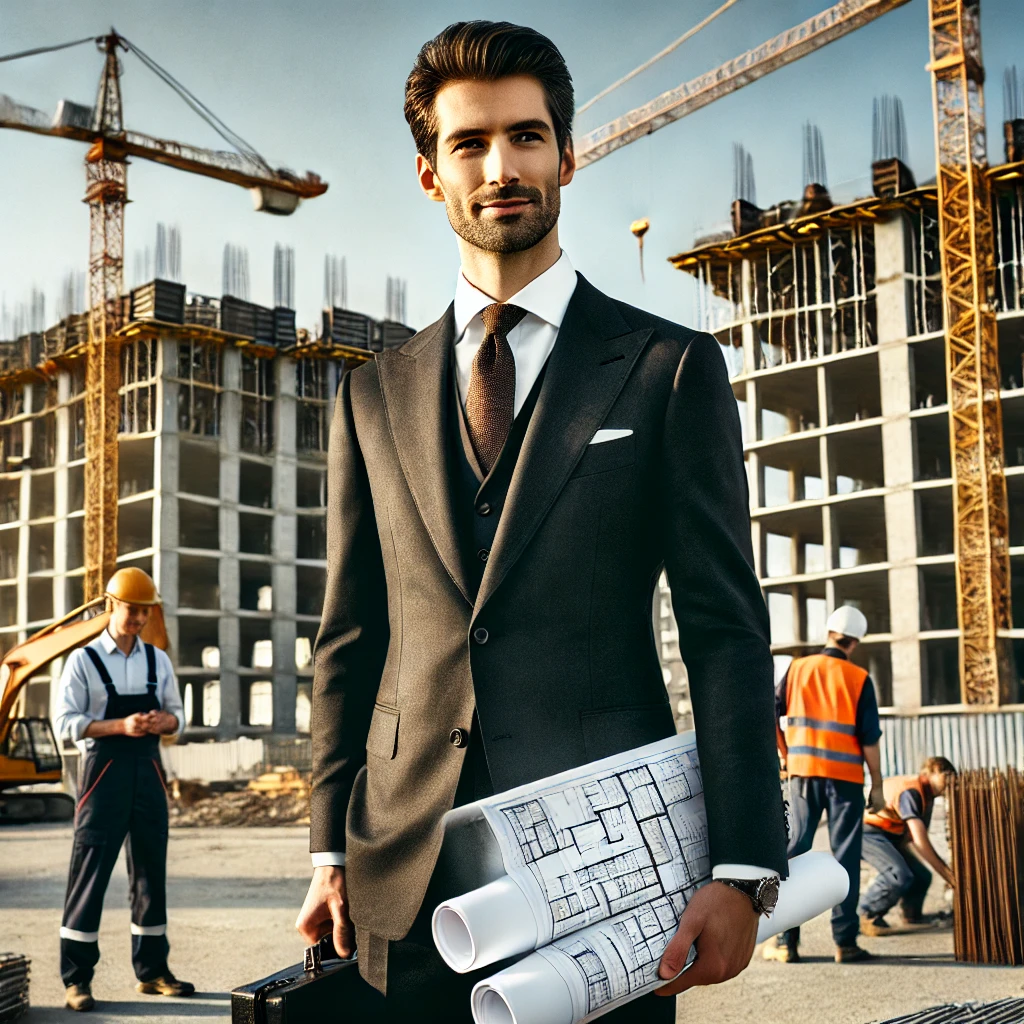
717, 875, 780, 916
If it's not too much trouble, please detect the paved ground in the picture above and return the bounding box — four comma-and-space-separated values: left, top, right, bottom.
1, 817, 1021, 1023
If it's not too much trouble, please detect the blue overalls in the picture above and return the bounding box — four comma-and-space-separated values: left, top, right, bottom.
59, 642, 172, 987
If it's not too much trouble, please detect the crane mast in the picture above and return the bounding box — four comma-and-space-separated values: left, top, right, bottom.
928, 0, 1011, 704
84, 31, 127, 601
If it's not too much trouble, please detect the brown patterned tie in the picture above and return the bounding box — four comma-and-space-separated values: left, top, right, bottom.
465, 302, 527, 475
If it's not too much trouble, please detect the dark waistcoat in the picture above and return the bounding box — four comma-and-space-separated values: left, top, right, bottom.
446, 351, 548, 806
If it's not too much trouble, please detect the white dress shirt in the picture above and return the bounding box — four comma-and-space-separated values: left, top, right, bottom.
55, 629, 185, 753
313, 251, 776, 883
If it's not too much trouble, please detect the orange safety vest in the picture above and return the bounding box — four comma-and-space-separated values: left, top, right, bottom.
864, 775, 932, 836
784, 652, 867, 784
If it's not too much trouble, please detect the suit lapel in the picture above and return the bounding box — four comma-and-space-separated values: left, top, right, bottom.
475, 276, 653, 613
376, 306, 473, 605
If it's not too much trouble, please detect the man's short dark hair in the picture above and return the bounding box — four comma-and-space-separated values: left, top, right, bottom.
924, 755, 956, 777
404, 21, 574, 167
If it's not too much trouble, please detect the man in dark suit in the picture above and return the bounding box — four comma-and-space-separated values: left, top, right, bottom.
296, 20, 788, 1021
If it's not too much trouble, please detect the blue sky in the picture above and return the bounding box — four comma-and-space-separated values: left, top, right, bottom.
0, 0, 1019, 334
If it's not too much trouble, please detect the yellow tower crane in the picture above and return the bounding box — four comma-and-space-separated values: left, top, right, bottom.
1, 29, 328, 600
576, 0, 1009, 705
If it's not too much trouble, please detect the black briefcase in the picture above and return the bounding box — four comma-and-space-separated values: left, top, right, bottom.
231, 937, 371, 1024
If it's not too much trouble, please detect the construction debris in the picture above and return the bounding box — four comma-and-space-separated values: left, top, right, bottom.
876, 999, 1024, 1023
947, 768, 1024, 965
0, 953, 29, 1022
168, 770, 309, 828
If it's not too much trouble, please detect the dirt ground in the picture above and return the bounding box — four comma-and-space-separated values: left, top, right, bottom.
1, 814, 1021, 1024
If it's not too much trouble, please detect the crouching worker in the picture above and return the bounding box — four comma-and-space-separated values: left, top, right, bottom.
54, 568, 193, 1012
859, 756, 956, 935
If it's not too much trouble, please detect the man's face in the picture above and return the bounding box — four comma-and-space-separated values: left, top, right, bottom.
929, 771, 949, 796
111, 599, 149, 636
417, 75, 574, 254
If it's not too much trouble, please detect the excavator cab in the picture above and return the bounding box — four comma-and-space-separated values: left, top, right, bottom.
0, 599, 168, 822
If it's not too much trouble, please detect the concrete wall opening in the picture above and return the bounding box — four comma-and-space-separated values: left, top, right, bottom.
182, 676, 221, 728
239, 512, 273, 556
758, 366, 819, 439
178, 614, 220, 667
120, 338, 158, 434
913, 412, 952, 481
65, 574, 84, 612
295, 629, 315, 671
904, 208, 942, 338
296, 512, 326, 560
67, 464, 84, 513
917, 486, 954, 556
920, 563, 958, 631
240, 355, 275, 455
178, 439, 220, 498
239, 459, 273, 509
239, 561, 272, 611
66, 515, 83, 570
29, 471, 54, 520
296, 683, 312, 734
1010, 475, 1024, 547
922, 637, 959, 706
28, 523, 53, 572
911, 336, 946, 409
1003, 394, 1024, 468
296, 467, 325, 508
27, 576, 52, 624
178, 554, 220, 610
239, 618, 272, 670
833, 570, 890, 634
0, 584, 16, 626
1012, 558, 1024, 632
245, 680, 273, 727
296, 566, 326, 617
760, 436, 822, 506
833, 496, 888, 567
829, 425, 884, 493
0, 529, 17, 580
119, 438, 155, 498
30, 412, 56, 468
176, 341, 221, 437
997, 317, 1024, 389
179, 498, 219, 549
117, 498, 153, 555
0, 479, 19, 524
826, 352, 881, 424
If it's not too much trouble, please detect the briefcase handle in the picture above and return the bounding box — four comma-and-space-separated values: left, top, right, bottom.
303, 934, 356, 976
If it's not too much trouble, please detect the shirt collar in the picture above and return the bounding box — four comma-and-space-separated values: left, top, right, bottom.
822, 646, 848, 661
101, 628, 138, 656
453, 250, 577, 339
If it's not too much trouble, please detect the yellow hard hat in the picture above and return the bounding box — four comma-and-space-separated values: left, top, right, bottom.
105, 567, 161, 606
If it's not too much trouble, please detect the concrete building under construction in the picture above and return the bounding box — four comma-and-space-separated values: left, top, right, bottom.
0, 286, 412, 742
671, 132, 1024, 714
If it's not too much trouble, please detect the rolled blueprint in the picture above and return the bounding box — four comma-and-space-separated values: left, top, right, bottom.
433, 875, 538, 972
470, 851, 849, 1024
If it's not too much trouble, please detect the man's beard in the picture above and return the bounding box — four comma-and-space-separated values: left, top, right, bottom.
444, 181, 560, 254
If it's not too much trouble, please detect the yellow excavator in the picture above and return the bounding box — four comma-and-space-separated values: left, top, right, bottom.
0, 599, 167, 822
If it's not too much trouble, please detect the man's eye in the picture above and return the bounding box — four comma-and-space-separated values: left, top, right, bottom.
454, 139, 484, 152
514, 132, 542, 143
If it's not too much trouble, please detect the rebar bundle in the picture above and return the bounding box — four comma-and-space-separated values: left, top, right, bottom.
0, 952, 29, 1021
947, 769, 1024, 965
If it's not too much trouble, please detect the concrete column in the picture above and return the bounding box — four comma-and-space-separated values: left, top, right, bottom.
273, 357, 297, 734
154, 339, 180, 655
875, 213, 922, 707
218, 346, 242, 737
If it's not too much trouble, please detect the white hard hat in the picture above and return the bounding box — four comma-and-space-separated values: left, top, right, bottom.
826, 605, 868, 640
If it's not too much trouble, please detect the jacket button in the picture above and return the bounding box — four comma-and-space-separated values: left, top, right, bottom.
450, 728, 468, 748
477, 502, 492, 516
473, 627, 489, 644
477, 548, 489, 563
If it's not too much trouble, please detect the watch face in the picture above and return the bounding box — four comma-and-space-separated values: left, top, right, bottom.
758, 877, 780, 914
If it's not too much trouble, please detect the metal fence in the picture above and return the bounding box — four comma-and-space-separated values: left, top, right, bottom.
879, 710, 1024, 776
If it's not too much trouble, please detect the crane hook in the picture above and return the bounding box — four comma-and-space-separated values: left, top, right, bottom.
630, 219, 650, 282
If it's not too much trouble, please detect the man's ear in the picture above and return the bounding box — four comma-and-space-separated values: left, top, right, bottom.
416, 154, 447, 203
559, 140, 576, 188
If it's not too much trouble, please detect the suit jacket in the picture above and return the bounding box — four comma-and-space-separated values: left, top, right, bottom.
309, 274, 788, 965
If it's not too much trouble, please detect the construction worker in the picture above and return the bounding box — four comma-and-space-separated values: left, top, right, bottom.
859, 756, 957, 934
764, 605, 885, 964
54, 568, 193, 1012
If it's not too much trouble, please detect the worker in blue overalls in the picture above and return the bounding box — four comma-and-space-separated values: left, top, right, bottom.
55, 567, 192, 1013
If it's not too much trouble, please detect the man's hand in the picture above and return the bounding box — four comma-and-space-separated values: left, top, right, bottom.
142, 710, 179, 735
296, 866, 354, 959
868, 783, 886, 813
122, 713, 151, 737
655, 881, 758, 997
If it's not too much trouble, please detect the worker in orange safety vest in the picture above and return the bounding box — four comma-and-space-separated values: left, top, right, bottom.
764, 606, 885, 965
859, 757, 956, 935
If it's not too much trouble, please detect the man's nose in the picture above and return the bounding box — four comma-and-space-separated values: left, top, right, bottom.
483, 139, 520, 186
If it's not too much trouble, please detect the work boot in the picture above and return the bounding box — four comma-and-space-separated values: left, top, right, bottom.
65, 983, 95, 1011
860, 914, 893, 937
136, 973, 195, 997
762, 941, 800, 963
835, 944, 875, 963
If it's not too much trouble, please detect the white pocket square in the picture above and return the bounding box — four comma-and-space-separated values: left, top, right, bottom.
589, 428, 633, 445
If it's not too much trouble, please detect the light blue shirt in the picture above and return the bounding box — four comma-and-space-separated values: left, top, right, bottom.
55, 629, 185, 751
